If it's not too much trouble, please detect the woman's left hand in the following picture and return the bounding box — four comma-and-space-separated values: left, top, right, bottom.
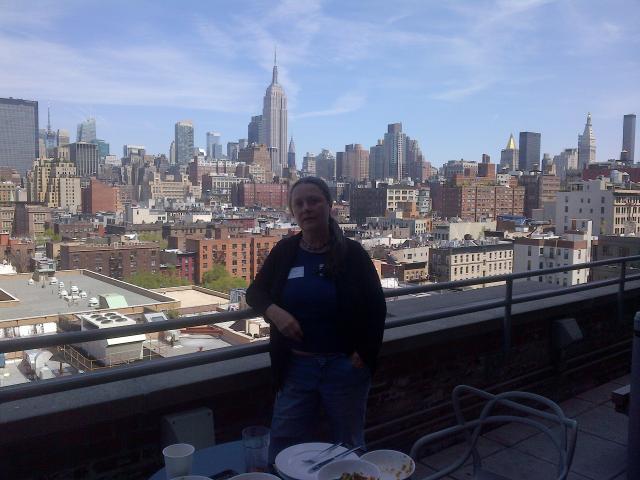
350, 351, 365, 369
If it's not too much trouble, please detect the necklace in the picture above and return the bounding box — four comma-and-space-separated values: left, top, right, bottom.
300, 237, 330, 253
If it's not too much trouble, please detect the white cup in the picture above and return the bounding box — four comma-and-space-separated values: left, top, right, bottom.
162, 443, 195, 479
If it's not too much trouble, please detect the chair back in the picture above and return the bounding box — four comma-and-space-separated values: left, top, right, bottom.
451, 385, 578, 480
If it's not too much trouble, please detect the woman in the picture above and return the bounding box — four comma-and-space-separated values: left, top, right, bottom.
246, 176, 386, 460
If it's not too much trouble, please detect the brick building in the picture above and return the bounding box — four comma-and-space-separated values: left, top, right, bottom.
82, 178, 117, 214
519, 173, 561, 218
161, 249, 196, 283
14, 204, 52, 238
186, 233, 280, 284
53, 221, 96, 240
235, 183, 288, 209
431, 180, 525, 221
238, 144, 272, 181
59, 241, 159, 279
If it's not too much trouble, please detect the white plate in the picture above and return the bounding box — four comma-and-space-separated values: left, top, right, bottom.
275, 443, 359, 480
360, 450, 415, 480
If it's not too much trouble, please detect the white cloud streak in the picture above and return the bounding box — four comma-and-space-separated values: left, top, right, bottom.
293, 92, 366, 119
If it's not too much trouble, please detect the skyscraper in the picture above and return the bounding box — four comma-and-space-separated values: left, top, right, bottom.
343, 144, 369, 182
519, 132, 541, 172
227, 142, 240, 161
169, 141, 176, 165
384, 123, 406, 180
369, 140, 385, 181
578, 113, 596, 170
405, 138, 424, 181
261, 53, 288, 178
44, 106, 57, 154
0, 97, 39, 175
69, 142, 99, 177
288, 137, 296, 170
206, 131, 222, 159
175, 120, 194, 165
315, 149, 336, 181
57, 129, 70, 146
622, 114, 636, 163
500, 134, 519, 172
77, 117, 96, 143
248, 115, 262, 145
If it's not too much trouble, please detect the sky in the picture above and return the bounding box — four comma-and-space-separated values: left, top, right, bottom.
1, 0, 639, 167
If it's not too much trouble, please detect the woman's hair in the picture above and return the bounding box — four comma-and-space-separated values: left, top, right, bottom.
289, 176, 346, 277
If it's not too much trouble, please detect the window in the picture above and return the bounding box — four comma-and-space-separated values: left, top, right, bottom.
527, 246, 531, 256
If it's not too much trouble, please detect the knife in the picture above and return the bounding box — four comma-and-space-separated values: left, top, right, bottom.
307, 445, 362, 473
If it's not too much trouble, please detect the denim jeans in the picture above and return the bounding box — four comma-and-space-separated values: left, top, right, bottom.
269, 353, 371, 462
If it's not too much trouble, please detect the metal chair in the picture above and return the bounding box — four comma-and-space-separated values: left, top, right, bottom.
410, 385, 578, 480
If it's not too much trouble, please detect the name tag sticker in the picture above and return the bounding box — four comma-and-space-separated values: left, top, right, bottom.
288, 266, 304, 279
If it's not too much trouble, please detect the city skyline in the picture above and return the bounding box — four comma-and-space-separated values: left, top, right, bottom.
1, 0, 639, 165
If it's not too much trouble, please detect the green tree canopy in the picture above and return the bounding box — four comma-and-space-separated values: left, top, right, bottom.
201, 264, 247, 293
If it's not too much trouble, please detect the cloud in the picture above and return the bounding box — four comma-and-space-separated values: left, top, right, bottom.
0, 33, 261, 113
293, 93, 366, 119
431, 81, 492, 101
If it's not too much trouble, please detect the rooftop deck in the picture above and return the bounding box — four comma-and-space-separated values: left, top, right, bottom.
417, 375, 629, 479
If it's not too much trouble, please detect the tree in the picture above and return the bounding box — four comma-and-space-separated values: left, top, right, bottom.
201, 264, 247, 293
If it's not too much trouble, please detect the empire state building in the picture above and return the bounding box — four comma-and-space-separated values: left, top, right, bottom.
261, 54, 288, 177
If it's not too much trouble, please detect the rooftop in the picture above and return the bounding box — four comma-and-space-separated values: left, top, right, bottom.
0, 270, 176, 326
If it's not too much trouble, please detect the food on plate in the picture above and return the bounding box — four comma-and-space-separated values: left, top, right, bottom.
380, 459, 415, 480
337, 472, 379, 480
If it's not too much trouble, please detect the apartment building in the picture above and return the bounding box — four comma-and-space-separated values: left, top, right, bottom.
556, 178, 640, 235
381, 261, 428, 283
0, 206, 14, 234
431, 180, 525, 221
429, 240, 514, 284
186, 233, 281, 284
59, 241, 159, 279
513, 219, 592, 286
14, 204, 52, 238
235, 182, 288, 209
82, 178, 117, 214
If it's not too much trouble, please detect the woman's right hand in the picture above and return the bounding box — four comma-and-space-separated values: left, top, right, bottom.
265, 304, 303, 342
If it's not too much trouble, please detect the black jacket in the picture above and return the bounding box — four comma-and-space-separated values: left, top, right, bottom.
246, 233, 387, 390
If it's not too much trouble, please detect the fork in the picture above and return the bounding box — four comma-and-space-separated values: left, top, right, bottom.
307, 445, 362, 473
302, 442, 344, 464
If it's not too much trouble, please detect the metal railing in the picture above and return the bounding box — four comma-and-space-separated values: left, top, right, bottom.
0, 255, 639, 403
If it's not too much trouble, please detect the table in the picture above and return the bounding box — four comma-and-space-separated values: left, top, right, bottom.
150, 440, 246, 480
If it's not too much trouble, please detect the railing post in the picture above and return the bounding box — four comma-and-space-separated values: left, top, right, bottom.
618, 260, 627, 323
503, 278, 513, 355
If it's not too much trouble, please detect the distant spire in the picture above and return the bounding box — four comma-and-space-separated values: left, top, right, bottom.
289, 136, 295, 153
506, 133, 516, 150
47, 104, 51, 132
272, 46, 278, 84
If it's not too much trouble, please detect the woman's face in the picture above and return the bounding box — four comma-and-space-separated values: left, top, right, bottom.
290, 183, 331, 233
